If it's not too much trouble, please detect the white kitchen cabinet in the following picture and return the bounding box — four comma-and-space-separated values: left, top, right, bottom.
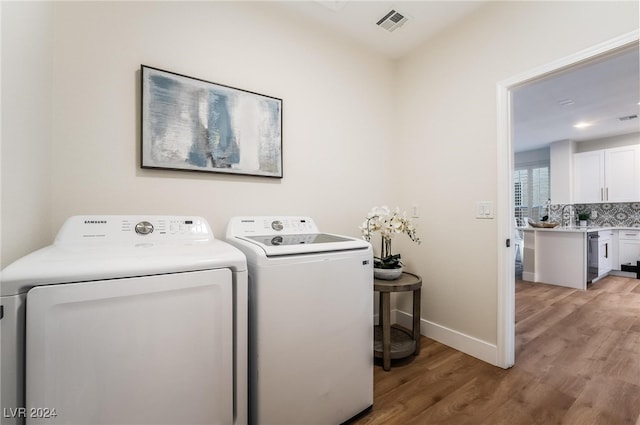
598, 230, 612, 276
619, 229, 640, 268
607, 146, 640, 202
573, 145, 640, 203
574, 150, 604, 203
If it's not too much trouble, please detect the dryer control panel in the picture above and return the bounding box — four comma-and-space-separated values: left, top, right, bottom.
54, 215, 213, 244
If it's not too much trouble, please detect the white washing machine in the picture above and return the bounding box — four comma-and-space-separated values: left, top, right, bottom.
1, 215, 248, 425
226, 216, 373, 425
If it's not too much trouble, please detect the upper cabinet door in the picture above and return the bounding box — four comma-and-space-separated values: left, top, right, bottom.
605, 145, 640, 202
573, 145, 640, 204
573, 150, 605, 203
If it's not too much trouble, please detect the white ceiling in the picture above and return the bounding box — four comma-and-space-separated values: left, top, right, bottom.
276, 1, 488, 59
513, 45, 640, 153
276, 1, 640, 152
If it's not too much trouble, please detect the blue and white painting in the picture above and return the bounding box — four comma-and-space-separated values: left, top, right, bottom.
141, 66, 282, 177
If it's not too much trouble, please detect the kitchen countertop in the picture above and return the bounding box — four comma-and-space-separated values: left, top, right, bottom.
521, 226, 639, 233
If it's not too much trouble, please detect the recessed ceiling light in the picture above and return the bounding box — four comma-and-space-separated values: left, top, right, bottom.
573, 121, 592, 129
558, 98, 575, 107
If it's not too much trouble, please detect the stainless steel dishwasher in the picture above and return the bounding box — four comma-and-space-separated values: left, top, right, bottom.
587, 232, 599, 283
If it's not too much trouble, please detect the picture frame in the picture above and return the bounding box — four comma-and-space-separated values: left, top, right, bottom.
141, 65, 283, 178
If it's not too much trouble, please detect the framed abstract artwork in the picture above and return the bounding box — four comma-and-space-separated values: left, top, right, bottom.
141, 65, 282, 178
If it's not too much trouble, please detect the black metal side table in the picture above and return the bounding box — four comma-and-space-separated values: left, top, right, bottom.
373, 272, 422, 371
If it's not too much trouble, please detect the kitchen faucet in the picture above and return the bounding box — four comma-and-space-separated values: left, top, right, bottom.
561, 204, 576, 227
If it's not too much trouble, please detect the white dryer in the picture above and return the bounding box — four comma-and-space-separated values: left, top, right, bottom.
1, 215, 248, 425
226, 216, 373, 425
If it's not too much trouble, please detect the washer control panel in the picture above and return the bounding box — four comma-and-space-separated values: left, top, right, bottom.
55, 215, 213, 244
135, 221, 154, 235
228, 216, 318, 236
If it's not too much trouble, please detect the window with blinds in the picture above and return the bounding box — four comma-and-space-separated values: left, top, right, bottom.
514, 165, 549, 225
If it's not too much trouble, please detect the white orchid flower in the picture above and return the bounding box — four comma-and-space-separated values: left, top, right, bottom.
360, 205, 421, 268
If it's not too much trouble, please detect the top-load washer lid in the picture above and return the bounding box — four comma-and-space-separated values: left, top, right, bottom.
1, 215, 247, 296
246, 233, 352, 246
226, 216, 370, 257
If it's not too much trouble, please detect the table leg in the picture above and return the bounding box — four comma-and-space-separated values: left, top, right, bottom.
378, 291, 383, 326
381, 292, 391, 371
413, 288, 421, 355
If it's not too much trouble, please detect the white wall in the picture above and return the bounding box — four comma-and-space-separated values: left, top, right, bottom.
1, 1, 54, 267
550, 140, 576, 205
515, 147, 550, 168
50, 1, 395, 240
2, 0, 638, 365
1, 1, 394, 269
393, 1, 638, 355
575, 131, 640, 152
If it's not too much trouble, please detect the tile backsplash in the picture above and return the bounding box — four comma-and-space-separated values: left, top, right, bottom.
549, 202, 640, 227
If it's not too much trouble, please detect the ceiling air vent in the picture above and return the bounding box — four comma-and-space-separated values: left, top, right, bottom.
376, 9, 407, 33
618, 114, 639, 121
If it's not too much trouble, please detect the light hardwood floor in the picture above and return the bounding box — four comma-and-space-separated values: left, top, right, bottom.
353, 275, 640, 425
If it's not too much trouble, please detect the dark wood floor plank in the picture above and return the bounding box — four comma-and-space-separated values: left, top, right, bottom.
478, 377, 576, 425
405, 368, 534, 425
352, 275, 640, 425
369, 351, 494, 424
562, 376, 640, 425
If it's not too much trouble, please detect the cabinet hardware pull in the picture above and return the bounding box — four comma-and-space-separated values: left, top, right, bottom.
601, 188, 604, 201
605, 243, 608, 258
605, 187, 608, 201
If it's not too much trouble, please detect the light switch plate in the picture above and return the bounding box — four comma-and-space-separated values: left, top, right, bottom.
476, 201, 494, 219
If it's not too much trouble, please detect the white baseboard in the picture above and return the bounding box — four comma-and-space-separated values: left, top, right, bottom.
394, 309, 498, 366
609, 270, 636, 278
522, 271, 536, 282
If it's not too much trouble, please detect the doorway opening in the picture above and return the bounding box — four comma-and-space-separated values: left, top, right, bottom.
496, 31, 639, 369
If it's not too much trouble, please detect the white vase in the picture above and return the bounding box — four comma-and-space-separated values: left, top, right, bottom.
374, 266, 403, 280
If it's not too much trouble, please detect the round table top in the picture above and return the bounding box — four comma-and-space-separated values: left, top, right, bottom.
374, 272, 422, 292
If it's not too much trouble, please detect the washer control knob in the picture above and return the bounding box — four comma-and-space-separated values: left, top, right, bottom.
271, 220, 284, 231
135, 221, 154, 235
